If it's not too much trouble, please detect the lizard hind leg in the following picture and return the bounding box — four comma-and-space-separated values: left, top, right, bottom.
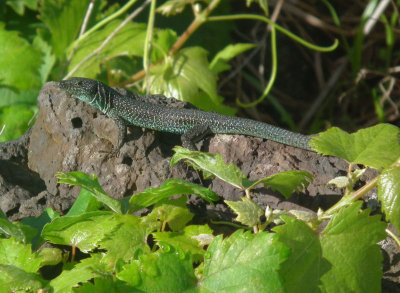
181, 125, 212, 151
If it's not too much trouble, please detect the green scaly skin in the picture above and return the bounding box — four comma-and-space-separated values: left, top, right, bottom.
59, 77, 312, 151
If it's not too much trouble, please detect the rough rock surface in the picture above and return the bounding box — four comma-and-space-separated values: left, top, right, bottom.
0, 81, 397, 290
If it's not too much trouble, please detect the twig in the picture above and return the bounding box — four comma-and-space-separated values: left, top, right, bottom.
299, 58, 348, 130
64, 0, 151, 80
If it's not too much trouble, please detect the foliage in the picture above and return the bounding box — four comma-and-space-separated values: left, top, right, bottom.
0, 0, 338, 142
1, 123, 399, 291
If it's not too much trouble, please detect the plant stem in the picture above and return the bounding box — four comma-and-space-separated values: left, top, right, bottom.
121, 0, 221, 86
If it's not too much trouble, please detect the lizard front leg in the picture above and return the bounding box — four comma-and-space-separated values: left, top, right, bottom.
181, 125, 212, 150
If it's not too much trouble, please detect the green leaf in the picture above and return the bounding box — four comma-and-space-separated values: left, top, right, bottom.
319, 201, 386, 292
5, 0, 38, 15
39, 0, 92, 58
210, 43, 256, 74
0, 86, 39, 107
68, 20, 146, 77
152, 225, 213, 263
21, 207, 60, 249
378, 166, 400, 231
56, 171, 122, 214
41, 211, 118, 252
200, 230, 290, 291
156, 0, 192, 16
0, 217, 38, 244
143, 196, 194, 232
50, 253, 105, 293
117, 246, 196, 292
249, 170, 313, 199
171, 146, 246, 189
273, 216, 327, 293
0, 264, 45, 293
0, 104, 36, 142
129, 178, 218, 212
147, 46, 236, 115
0, 238, 43, 272
74, 277, 134, 292
66, 188, 103, 216
37, 247, 64, 267
33, 35, 56, 83
0, 26, 42, 90
310, 124, 400, 169
99, 214, 151, 262
225, 197, 264, 227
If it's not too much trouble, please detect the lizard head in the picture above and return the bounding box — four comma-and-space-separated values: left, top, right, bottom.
59, 77, 103, 104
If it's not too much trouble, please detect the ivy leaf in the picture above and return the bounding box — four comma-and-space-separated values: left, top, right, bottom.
147, 46, 236, 115
117, 246, 196, 292
273, 216, 327, 292
50, 253, 106, 292
152, 225, 213, 263
41, 211, 118, 252
171, 146, 246, 189
378, 166, 400, 231
200, 230, 290, 291
99, 214, 151, 262
0, 25, 42, 90
210, 43, 256, 74
225, 197, 264, 227
129, 178, 218, 212
0, 238, 43, 272
143, 196, 193, 232
248, 170, 313, 199
319, 201, 386, 292
0, 264, 45, 293
56, 171, 122, 214
39, 0, 92, 58
310, 124, 400, 169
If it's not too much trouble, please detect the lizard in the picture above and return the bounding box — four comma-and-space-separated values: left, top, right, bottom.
58, 77, 313, 152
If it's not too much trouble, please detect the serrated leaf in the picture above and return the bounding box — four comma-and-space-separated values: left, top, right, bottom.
68, 20, 147, 77
310, 124, 400, 169
0, 264, 45, 293
200, 230, 290, 291
56, 171, 122, 214
74, 277, 134, 292
21, 207, 60, 249
226, 197, 264, 227
378, 166, 400, 231
33, 35, 56, 83
156, 0, 193, 16
0, 218, 38, 244
249, 170, 313, 199
171, 146, 246, 189
37, 247, 64, 267
0, 104, 36, 142
0, 238, 43, 272
320, 201, 386, 292
129, 178, 218, 212
0, 86, 38, 107
50, 253, 106, 293
6, 0, 38, 15
41, 211, 118, 252
143, 196, 194, 232
99, 214, 151, 262
39, 0, 92, 58
0, 26, 42, 90
147, 46, 236, 115
273, 216, 326, 293
152, 225, 213, 263
66, 188, 104, 216
210, 43, 256, 74
117, 246, 196, 292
